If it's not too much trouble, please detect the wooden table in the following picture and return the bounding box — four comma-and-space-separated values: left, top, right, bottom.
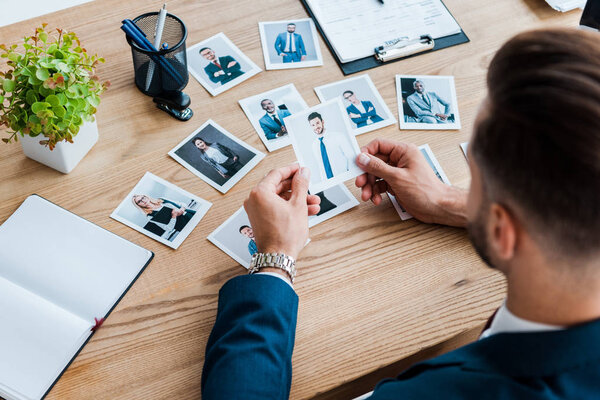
0, 1, 581, 398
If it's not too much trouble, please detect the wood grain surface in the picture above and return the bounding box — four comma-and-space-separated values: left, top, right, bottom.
0, 0, 580, 398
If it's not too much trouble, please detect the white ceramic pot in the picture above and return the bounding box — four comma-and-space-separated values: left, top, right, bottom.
19, 119, 98, 174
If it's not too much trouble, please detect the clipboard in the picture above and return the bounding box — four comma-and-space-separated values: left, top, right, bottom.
300, 0, 470, 75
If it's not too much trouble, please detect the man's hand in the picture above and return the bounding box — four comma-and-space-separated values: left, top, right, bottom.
301, 55, 306, 61
367, 106, 374, 112
279, 126, 287, 134
279, 53, 286, 57
355, 139, 467, 227
435, 113, 448, 121
244, 164, 321, 259
227, 61, 237, 68
348, 112, 361, 119
233, 156, 238, 162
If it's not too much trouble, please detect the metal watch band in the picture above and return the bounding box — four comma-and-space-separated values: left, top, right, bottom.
249, 252, 297, 283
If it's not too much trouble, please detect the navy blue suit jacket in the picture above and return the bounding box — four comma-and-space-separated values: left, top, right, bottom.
202, 275, 600, 399
204, 55, 244, 85
259, 109, 291, 140
346, 100, 384, 128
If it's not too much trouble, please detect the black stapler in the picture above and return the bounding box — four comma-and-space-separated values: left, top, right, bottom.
153, 91, 193, 121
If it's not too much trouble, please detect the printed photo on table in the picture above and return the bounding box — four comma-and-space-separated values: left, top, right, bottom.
207, 207, 260, 269
258, 18, 323, 70
314, 74, 396, 136
239, 83, 309, 152
187, 32, 262, 96
168, 119, 265, 193
308, 184, 359, 228
286, 98, 363, 194
389, 144, 451, 221
396, 75, 461, 130
110, 172, 211, 249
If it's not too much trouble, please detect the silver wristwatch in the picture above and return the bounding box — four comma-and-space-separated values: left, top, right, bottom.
249, 252, 297, 283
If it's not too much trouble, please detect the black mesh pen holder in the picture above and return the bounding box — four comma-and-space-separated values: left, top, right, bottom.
126, 12, 193, 121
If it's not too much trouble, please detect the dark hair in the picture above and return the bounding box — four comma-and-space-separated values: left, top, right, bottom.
343, 90, 354, 97
199, 47, 211, 53
287, 23, 296, 26
239, 225, 251, 233
193, 137, 212, 152
260, 99, 272, 107
472, 28, 600, 257
308, 112, 322, 122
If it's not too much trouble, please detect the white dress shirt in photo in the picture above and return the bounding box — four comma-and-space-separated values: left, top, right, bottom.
284, 33, 296, 53
204, 145, 229, 164
311, 130, 353, 181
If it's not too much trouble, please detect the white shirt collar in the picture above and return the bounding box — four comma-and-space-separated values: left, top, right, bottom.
480, 300, 563, 339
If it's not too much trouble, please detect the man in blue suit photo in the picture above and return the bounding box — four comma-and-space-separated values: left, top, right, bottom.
258, 99, 291, 140
201, 29, 600, 400
238, 225, 257, 256
406, 79, 452, 123
274, 23, 306, 63
343, 90, 384, 128
200, 47, 244, 85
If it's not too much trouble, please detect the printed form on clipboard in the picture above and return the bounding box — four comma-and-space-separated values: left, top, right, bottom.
305, 0, 462, 63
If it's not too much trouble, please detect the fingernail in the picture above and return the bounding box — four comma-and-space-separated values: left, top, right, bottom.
301, 167, 310, 179
358, 153, 370, 165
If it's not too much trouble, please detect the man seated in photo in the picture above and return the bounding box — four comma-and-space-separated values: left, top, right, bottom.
258, 99, 291, 140
201, 29, 600, 399
308, 112, 353, 180
343, 90, 383, 128
274, 23, 306, 63
200, 47, 244, 85
239, 225, 257, 256
407, 80, 451, 123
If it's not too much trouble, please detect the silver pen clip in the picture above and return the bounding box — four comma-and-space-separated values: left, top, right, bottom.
374, 34, 434, 62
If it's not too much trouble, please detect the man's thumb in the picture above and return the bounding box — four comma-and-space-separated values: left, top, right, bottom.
291, 167, 310, 204
357, 153, 396, 180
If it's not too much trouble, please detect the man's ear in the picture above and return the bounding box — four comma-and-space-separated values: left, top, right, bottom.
487, 203, 518, 261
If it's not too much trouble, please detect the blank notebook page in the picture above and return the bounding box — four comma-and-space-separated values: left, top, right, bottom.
0, 195, 152, 400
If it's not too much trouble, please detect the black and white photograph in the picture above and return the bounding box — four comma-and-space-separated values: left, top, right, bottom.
308, 184, 359, 228
110, 172, 211, 249
390, 144, 451, 220
286, 98, 363, 194
314, 74, 396, 136
238, 84, 309, 152
396, 75, 461, 130
187, 32, 262, 96
168, 119, 265, 193
258, 18, 323, 70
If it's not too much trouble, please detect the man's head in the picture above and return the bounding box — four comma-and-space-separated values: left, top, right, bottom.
261, 99, 276, 113
287, 23, 296, 33
343, 90, 359, 104
467, 29, 600, 274
200, 47, 216, 61
413, 80, 425, 94
239, 225, 254, 239
308, 112, 324, 135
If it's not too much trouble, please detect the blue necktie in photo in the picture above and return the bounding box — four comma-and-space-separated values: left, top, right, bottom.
319, 137, 334, 179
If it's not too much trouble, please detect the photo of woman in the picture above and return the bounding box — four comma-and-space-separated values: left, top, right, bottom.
169, 120, 265, 193
131, 195, 196, 241
111, 172, 212, 249
193, 137, 242, 178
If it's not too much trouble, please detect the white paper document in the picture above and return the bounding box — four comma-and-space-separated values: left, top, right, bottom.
545, 0, 585, 12
305, 0, 462, 62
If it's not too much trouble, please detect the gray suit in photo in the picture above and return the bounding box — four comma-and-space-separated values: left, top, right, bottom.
407, 91, 451, 123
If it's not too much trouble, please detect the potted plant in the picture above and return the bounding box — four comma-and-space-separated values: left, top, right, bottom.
0, 24, 109, 173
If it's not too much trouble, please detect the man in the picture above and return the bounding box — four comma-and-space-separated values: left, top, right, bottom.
200, 47, 244, 85
274, 23, 306, 63
308, 112, 353, 181
239, 225, 257, 256
202, 29, 600, 399
258, 99, 291, 140
343, 90, 384, 128
406, 80, 451, 123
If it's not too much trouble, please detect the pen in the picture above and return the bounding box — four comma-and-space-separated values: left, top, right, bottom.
145, 4, 168, 91
378, 0, 384, 4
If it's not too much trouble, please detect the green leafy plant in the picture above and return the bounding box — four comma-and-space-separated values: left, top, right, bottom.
0, 24, 109, 150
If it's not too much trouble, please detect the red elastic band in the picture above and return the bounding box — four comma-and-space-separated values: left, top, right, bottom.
91, 317, 105, 332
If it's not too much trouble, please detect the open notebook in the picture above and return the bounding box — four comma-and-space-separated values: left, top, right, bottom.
0, 195, 153, 400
